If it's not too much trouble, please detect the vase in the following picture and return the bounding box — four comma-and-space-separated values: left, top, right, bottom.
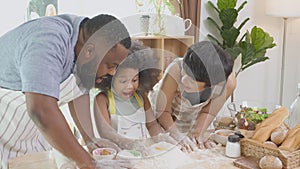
152, 13, 166, 36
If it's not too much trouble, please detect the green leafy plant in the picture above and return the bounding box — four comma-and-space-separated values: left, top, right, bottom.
207, 0, 276, 76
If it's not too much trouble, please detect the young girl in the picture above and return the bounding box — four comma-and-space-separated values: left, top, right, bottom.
94, 41, 175, 150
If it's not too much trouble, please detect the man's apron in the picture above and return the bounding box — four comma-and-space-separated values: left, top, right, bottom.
107, 89, 149, 139
0, 74, 86, 169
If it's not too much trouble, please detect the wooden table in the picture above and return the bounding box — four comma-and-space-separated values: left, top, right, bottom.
8, 145, 238, 169
8, 151, 58, 169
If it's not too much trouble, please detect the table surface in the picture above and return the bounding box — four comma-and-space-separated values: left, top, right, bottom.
8, 145, 239, 169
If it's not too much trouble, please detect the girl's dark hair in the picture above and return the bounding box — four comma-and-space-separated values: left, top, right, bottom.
183, 41, 233, 87
130, 40, 161, 93
96, 40, 161, 93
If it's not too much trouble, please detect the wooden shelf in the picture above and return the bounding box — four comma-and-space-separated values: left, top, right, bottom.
133, 35, 194, 71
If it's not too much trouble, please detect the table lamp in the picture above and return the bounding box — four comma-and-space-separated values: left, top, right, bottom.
265, 0, 300, 105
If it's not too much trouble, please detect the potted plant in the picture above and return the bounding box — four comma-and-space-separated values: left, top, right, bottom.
148, 0, 176, 35
206, 0, 276, 77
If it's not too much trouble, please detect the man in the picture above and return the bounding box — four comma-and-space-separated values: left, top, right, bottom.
0, 14, 131, 169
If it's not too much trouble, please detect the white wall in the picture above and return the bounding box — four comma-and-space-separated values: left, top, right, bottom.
201, 0, 300, 108
0, 0, 28, 36
59, 0, 136, 18
1, 0, 299, 109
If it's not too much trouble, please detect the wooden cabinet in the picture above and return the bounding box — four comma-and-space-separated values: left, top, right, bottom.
133, 35, 194, 71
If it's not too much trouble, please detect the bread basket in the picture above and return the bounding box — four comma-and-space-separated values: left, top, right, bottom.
240, 138, 300, 169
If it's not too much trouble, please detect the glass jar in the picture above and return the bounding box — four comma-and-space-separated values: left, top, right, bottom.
225, 135, 241, 158
288, 83, 300, 128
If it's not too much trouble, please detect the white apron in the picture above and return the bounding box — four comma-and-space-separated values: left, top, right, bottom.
116, 107, 149, 139
149, 58, 212, 134
149, 80, 210, 134
108, 90, 149, 139
0, 74, 86, 169
171, 89, 210, 133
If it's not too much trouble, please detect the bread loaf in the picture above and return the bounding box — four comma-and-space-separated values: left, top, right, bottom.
263, 141, 277, 149
279, 125, 300, 151
259, 155, 282, 169
270, 125, 288, 145
218, 117, 234, 127
252, 107, 289, 143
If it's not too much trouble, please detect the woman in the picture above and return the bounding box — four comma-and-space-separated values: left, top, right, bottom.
149, 41, 236, 151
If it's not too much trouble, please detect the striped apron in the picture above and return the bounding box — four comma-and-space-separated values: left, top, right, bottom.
0, 74, 86, 169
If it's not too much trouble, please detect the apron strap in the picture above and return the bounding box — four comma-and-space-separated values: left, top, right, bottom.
107, 89, 144, 115
108, 89, 116, 115
133, 92, 144, 108
108, 89, 144, 115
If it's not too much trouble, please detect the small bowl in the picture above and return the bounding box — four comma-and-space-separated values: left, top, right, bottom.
117, 149, 142, 160
212, 129, 235, 146
92, 148, 117, 160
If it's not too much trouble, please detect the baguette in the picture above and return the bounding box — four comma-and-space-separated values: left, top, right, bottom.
252, 107, 289, 143
279, 125, 300, 151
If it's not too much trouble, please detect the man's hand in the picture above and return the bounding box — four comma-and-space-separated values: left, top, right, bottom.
86, 138, 121, 153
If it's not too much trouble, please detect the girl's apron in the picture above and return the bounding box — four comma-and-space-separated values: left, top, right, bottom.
0, 74, 86, 169
107, 89, 149, 139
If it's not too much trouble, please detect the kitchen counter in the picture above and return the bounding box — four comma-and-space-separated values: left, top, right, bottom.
8, 145, 238, 169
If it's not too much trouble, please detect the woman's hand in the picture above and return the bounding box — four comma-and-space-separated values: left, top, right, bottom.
171, 133, 198, 152
188, 131, 216, 149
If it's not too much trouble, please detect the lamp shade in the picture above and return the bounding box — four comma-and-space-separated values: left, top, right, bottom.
265, 0, 300, 18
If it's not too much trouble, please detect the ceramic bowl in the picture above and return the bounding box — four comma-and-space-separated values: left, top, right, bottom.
211, 129, 236, 146
92, 148, 117, 160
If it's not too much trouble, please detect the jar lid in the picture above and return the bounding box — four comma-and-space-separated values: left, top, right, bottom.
141, 15, 150, 18
228, 135, 240, 142
234, 131, 245, 139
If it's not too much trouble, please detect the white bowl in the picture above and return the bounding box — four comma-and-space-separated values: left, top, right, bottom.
92, 148, 117, 160
212, 129, 235, 146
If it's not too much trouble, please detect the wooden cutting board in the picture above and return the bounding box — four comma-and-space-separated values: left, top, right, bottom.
233, 156, 260, 169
